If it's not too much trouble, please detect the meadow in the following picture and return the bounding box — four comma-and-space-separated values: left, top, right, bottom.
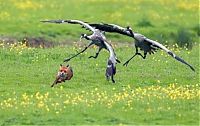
0, 0, 199, 125
0, 41, 199, 125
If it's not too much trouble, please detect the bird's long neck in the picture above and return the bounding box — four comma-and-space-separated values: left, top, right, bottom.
104, 41, 116, 62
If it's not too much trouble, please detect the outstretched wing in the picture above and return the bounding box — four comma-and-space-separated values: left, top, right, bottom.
145, 38, 195, 71
89, 23, 133, 37
41, 19, 95, 33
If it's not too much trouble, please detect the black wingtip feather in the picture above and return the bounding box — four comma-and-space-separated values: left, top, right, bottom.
40, 20, 64, 24
174, 56, 195, 72
190, 66, 195, 72
40, 20, 50, 23
168, 52, 195, 72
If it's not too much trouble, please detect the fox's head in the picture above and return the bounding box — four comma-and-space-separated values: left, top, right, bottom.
56, 64, 68, 80
51, 64, 73, 87
59, 64, 69, 73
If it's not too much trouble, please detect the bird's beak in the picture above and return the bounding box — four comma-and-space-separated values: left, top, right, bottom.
116, 59, 121, 63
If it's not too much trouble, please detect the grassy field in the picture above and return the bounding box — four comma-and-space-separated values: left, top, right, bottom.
0, 0, 199, 125
0, 41, 199, 125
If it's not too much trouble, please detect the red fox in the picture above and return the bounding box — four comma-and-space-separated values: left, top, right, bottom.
51, 64, 73, 87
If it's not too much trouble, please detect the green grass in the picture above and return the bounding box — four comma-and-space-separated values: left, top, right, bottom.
0, 42, 199, 125
0, 0, 199, 125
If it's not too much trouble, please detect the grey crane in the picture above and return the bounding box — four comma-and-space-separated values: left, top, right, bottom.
89, 23, 195, 72
41, 19, 120, 63
104, 41, 118, 83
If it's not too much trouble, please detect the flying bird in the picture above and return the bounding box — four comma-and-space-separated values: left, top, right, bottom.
41, 19, 120, 63
89, 23, 195, 72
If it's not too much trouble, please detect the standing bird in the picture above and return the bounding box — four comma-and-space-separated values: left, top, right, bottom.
41, 19, 120, 63
89, 23, 195, 72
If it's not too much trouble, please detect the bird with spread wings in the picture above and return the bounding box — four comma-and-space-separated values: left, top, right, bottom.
89, 23, 195, 72
41, 20, 120, 63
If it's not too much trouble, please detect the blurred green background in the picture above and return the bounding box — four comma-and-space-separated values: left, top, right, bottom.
0, 0, 199, 47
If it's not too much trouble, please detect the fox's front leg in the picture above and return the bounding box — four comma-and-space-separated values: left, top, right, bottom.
51, 77, 59, 87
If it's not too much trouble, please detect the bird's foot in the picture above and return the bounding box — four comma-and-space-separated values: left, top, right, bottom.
88, 56, 97, 59
123, 61, 129, 67
136, 53, 146, 59
112, 80, 115, 83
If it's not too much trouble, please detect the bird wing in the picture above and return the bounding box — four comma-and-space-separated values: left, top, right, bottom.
41, 19, 95, 33
145, 38, 195, 71
89, 23, 132, 37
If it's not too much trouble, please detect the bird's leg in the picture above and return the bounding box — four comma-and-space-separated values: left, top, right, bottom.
88, 47, 103, 59
143, 52, 147, 59
63, 47, 88, 62
123, 53, 137, 66
123, 46, 139, 66
111, 75, 115, 83
137, 52, 147, 59
64, 42, 94, 62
